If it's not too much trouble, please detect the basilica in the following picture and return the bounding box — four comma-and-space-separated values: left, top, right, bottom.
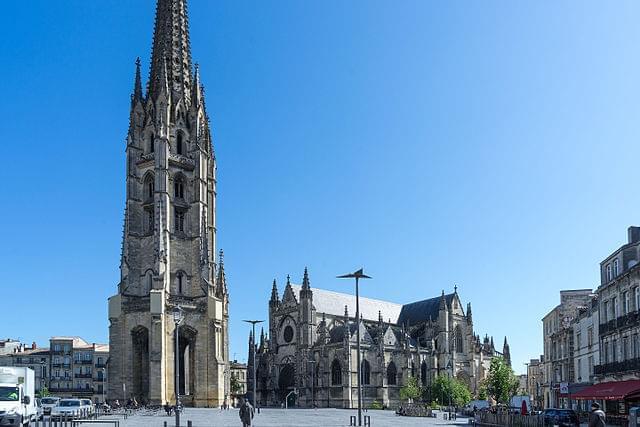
249, 269, 509, 409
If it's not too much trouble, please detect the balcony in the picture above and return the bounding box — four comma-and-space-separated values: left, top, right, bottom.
77, 360, 93, 365
95, 363, 106, 368
594, 357, 640, 375
74, 373, 92, 379
599, 311, 640, 335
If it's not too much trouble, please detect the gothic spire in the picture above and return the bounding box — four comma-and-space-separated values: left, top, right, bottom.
270, 279, 279, 305
133, 57, 143, 102
148, 0, 193, 103
302, 267, 310, 290
215, 249, 226, 297
466, 302, 473, 324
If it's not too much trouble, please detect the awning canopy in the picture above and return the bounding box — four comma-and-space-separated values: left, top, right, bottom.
572, 380, 640, 400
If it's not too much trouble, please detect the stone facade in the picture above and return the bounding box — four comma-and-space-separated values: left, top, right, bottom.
108, 0, 229, 407
594, 227, 640, 384
249, 269, 506, 409
541, 289, 593, 409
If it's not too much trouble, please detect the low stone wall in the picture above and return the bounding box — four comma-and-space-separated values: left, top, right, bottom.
475, 412, 545, 426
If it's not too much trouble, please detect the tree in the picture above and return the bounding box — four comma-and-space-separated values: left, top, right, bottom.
430, 375, 472, 407
37, 387, 50, 398
399, 376, 422, 403
485, 357, 519, 405
477, 380, 488, 400
230, 374, 242, 395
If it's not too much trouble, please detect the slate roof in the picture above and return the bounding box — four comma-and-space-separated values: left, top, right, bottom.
328, 323, 358, 344
290, 285, 402, 323
397, 293, 456, 326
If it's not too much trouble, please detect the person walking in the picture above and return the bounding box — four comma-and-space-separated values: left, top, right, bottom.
588, 402, 606, 427
239, 397, 255, 427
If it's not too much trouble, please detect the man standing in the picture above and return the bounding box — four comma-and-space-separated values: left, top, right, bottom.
239, 397, 255, 427
588, 402, 606, 427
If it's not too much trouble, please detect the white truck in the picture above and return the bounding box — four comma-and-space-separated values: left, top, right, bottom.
0, 366, 37, 426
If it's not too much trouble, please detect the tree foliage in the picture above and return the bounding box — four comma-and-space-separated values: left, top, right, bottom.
399, 376, 422, 402
485, 357, 519, 405
37, 387, 50, 398
430, 375, 472, 407
230, 374, 242, 394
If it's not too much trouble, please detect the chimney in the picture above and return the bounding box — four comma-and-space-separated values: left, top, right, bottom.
628, 226, 640, 244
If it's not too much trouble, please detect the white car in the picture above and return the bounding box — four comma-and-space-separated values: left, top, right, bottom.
52, 398, 83, 420
80, 399, 94, 417
40, 397, 60, 417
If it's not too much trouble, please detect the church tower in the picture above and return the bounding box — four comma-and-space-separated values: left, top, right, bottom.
108, 0, 229, 407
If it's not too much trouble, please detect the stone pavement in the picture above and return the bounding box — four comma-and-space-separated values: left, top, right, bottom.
90, 408, 472, 427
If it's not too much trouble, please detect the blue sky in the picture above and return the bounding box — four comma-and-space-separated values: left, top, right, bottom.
1, 0, 640, 374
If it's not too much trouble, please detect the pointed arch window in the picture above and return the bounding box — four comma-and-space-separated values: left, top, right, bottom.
331, 359, 342, 386
174, 175, 185, 199
177, 272, 184, 294
387, 361, 397, 385
144, 174, 155, 201
175, 208, 185, 233
149, 133, 155, 153
361, 359, 371, 385
177, 131, 184, 155
421, 360, 428, 386
455, 326, 464, 353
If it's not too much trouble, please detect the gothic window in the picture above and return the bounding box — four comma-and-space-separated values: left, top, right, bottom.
387, 361, 397, 385
361, 359, 371, 385
421, 360, 428, 386
454, 326, 464, 353
331, 359, 342, 386
177, 272, 184, 294
283, 326, 294, 343
175, 208, 185, 233
145, 208, 154, 233
149, 133, 154, 153
174, 176, 185, 199
144, 173, 154, 201
177, 131, 184, 155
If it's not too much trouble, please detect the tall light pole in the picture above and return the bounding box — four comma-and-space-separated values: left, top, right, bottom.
100, 368, 106, 404
173, 306, 184, 427
337, 268, 372, 427
243, 320, 264, 409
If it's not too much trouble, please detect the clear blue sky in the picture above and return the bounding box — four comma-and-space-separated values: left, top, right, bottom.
1, 0, 640, 374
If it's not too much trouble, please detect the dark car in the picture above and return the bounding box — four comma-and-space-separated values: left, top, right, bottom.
541, 408, 580, 427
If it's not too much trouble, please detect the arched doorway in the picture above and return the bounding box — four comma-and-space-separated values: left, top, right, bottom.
278, 364, 296, 405
176, 325, 197, 403
131, 326, 150, 400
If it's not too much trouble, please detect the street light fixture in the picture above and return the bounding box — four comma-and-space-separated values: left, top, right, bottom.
337, 268, 372, 427
173, 306, 184, 427
243, 320, 264, 409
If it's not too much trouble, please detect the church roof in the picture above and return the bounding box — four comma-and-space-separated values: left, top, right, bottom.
290, 285, 402, 323
397, 293, 456, 326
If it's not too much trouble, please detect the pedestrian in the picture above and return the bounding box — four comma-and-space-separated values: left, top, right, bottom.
588, 402, 606, 427
239, 397, 255, 427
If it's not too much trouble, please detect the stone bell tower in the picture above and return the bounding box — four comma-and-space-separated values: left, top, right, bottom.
108, 0, 229, 407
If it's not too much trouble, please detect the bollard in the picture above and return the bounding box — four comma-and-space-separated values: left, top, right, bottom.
164, 422, 168, 427
187, 421, 192, 427
364, 415, 371, 426
350, 415, 356, 426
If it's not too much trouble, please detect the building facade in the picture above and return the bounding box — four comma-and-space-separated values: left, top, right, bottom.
541, 289, 594, 409
595, 227, 640, 383
571, 296, 599, 412
0, 343, 49, 395
250, 269, 506, 409
526, 358, 543, 410
230, 361, 247, 406
108, 0, 229, 407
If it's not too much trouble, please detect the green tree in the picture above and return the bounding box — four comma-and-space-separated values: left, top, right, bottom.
400, 376, 422, 403
230, 374, 242, 394
37, 387, 50, 398
485, 357, 519, 405
430, 375, 472, 407
477, 380, 488, 400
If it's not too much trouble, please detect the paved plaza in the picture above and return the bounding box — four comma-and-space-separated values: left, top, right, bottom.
88, 408, 472, 427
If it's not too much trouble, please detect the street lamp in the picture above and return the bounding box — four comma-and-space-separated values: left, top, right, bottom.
100, 368, 106, 405
446, 360, 453, 417
173, 306, 184, 427
337, 268, 372, 427
243, 320, 264, 409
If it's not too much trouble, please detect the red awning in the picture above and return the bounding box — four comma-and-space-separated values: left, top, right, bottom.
572, 380, 640, 400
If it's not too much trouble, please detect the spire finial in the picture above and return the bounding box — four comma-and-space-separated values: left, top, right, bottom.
344, 305, 349, 318
302, 267, 311, 290
454, 284, 458, 293
286, 274, 291, 286
133, 57, 143, 101
149, 0, 193, 102
270, 279, 279, 304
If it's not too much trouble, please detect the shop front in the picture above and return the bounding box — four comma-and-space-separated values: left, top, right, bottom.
572, 379, 640, 425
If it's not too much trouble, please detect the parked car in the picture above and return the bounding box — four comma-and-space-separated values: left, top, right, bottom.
40, 397, 60, 416
35, 398, 43, 420
541, 408, 580, 427
52, 399, 83, 420
80, 399, 94, 417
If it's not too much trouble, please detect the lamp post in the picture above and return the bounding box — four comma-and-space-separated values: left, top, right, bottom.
337, 268, 372, 427
446, 360, 453, 417
100, 368, 106, 404
173, 306, 184, 427
243, 320, 264, 409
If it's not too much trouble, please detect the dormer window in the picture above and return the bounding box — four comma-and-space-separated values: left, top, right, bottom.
614, 259, 620, 277
606, 264, 612, 281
